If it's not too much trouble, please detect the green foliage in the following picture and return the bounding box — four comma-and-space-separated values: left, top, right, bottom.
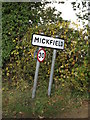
2, 2, 62, 64
71, 1, 88, 21
2, 80, 89, 118
2, 2, 42, 63
2, 20, 89, 93
2, 2, 89, 118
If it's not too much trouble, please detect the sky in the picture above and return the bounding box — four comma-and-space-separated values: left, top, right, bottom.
44, 0, 88, 29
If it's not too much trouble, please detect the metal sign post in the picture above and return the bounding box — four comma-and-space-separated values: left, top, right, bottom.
48, 49, 57, 96
48, 35, 60, 96
32, 32, 45, 99
32, 34, 64, 98
32, 47, 41, 99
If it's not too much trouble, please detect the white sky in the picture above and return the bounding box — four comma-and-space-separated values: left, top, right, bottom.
44, 0, 88, 29
46, 2, 77, 22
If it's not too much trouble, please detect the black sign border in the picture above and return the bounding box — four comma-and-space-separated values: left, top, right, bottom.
31, 33, 65, 50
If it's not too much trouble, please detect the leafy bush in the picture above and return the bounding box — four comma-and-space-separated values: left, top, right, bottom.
2, 2, 89, 118
2, 2, 42, 63
2, 20, 89, 93
2, 2, 62, 64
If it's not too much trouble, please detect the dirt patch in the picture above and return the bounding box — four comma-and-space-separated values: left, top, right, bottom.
58, 100, 89, 118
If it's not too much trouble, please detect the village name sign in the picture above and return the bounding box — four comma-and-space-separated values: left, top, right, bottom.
32, 34, 64, 50
32, 34, 64, 98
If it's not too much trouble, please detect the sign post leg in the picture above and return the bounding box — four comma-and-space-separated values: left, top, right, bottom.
48, 49, 57, 96
32, 48, 41, 99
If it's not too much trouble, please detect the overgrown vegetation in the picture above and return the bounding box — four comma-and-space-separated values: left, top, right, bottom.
3, 79, 88, 118
2, 2, 42, 63
2, 2, 89, 118
2, 2, 62, 63
3, 21, 89, 92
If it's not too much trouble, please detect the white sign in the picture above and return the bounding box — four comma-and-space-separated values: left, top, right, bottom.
32, 34, 64, 50
37, 48, 46, 62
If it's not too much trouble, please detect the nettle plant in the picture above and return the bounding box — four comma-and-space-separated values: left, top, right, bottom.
3, 20, 89, 93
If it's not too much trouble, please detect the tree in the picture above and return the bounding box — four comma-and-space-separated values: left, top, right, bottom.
2, 2, 43, 64
71, 0, 88, 29
2, 2, 62, 64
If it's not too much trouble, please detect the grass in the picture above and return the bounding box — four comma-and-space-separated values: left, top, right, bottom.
2, 79, 89, 118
